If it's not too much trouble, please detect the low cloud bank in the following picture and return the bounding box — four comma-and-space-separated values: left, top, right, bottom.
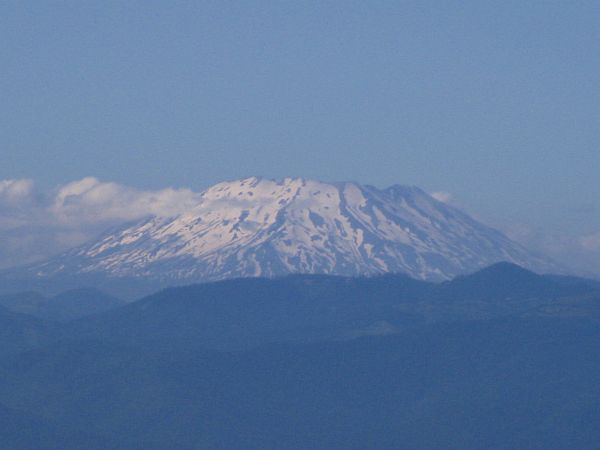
501, 224, 600, 279
0, 177, 201, 269
431, 191, 454, 204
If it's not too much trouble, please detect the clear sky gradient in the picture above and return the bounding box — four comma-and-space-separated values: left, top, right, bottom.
1, 1, 598, 261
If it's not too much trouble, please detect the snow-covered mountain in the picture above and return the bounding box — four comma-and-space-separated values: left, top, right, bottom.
23, 177, 554, 283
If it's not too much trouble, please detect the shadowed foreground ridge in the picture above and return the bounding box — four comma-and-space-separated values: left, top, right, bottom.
1, 263, 600, 449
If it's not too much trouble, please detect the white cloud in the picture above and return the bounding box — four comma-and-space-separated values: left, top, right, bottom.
431, 191, 453, 203
581, 232, 600, 252
0, 179, 35, 203
501, 223, 600, 278
50, 177, 201, 225
0, 177, 203, 269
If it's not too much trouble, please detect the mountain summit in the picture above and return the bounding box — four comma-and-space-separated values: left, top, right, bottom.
26, 177, 552, 284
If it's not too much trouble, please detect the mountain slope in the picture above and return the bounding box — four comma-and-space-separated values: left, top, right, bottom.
437, 262, 593, 302
0, 401, 151, 450
14, 177, 554, 286
0, 289, 124, 322
0, 305, 56, 356
3, 318, 600, 449
40, 289, 124, 322
0, 292, 47, 317
68, 264, 600, 352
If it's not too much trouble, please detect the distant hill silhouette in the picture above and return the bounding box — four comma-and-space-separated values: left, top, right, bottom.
66, 263, 600, 352
0, 305, 56, 356
0, 288, 124, 322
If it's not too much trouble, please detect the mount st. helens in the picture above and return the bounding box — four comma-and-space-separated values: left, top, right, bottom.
17, 177, 553, 285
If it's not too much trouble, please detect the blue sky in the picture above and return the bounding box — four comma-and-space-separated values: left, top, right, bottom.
0, 1, 599, 272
